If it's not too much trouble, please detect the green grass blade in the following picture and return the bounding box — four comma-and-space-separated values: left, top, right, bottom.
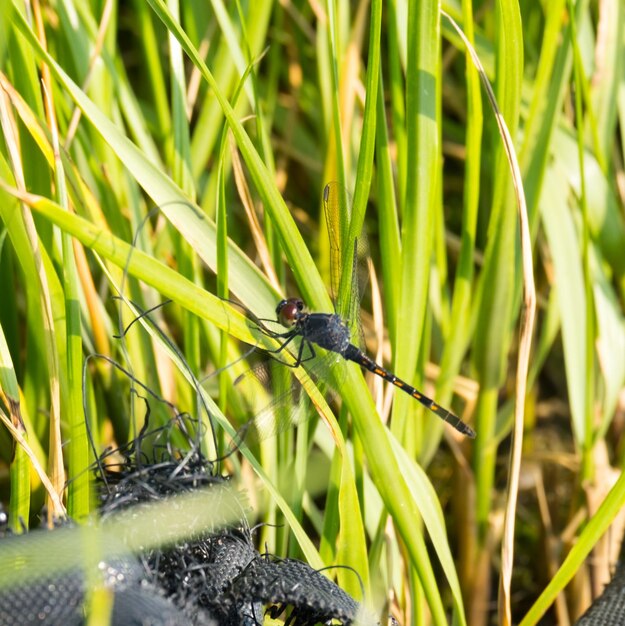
470, 0, 523, 535
0, 322, 30, 531
390, 0, 441, 453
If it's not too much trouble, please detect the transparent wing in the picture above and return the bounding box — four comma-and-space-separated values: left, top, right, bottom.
229, 358, 327, 449
323, 181, 344, 309
350, 233, 370, 350
226, 330, 348, 450
323, 182, 369, 348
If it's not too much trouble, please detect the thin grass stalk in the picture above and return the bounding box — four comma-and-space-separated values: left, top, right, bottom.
434, 2, 482, 439
521, 1, 578, 233
168, 0, 194, 198
385, 0, 406, 211
135, 0, 172, 148
339, 0, 381, 324
0, 159, 53, 475
259, 7, 286, 283
319, 440, 342, 563
497, 94, 534, 626
167, 0, 203, 458
590, 0, 624, 164
235, 1, 275, 176
233, 8, 282, 290
64, 0, 114, 150
9, 444, 30, 532
325, 0, 349, 221
45, 62, 90, 520
213, 56, 259, 460
216, 138, 229, 417
374, 71, 401, 344
566, 0, 596, 482
470, 0, 522, 539
333, 427, 370, 599
575, 55, 606, 176
517, 0, 566, 172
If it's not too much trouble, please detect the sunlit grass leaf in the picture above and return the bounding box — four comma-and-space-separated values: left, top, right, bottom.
539, 161, 586, 442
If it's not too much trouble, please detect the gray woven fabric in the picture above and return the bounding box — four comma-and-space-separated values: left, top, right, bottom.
0, 565, 85, 626
232, 556, 361, 624
0, 435, 368, 625
575, 565, 625, 625
0, 530, 202, 626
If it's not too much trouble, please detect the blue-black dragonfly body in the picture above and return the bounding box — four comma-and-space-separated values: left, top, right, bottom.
260, 296, 476, 439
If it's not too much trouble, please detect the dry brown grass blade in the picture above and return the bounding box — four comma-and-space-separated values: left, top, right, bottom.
37, 0, 69, 522
229, 134, 281, 292
0, 408, 66, 518
64, 0, 115, 148
368, 257, 386, 416
441, 10, 537, 626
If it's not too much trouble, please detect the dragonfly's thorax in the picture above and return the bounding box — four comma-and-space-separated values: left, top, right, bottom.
276, 297, 352, 355
298, 313, 352, 355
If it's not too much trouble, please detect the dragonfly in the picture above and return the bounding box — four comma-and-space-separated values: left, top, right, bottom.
260, 296, 475, 438
232, 183, 475, 443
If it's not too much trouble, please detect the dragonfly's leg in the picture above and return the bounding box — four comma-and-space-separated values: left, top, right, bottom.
297, 341, 316, 365
255, 331, 303, 367
270, 332, 297, 354
271, 335, 311, 368
254, 323, 295, 340
292, 340, 315, 367
254, 328, 297, 351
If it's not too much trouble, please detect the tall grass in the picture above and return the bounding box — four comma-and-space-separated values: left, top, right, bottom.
1, 1, 624, 624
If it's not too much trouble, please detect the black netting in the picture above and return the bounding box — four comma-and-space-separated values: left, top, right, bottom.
0, 418, 372, 625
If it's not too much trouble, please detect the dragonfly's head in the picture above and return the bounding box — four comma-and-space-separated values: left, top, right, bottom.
276, 297, 305, 327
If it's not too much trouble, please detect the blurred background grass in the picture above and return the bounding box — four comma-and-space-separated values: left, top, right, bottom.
1, 0, 625, 624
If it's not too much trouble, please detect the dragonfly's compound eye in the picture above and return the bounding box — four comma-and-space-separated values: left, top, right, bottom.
276, 297, 303, 326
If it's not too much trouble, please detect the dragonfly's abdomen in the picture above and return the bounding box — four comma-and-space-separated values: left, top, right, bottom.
344, 346, 477, 438
347, 349, 431, 401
